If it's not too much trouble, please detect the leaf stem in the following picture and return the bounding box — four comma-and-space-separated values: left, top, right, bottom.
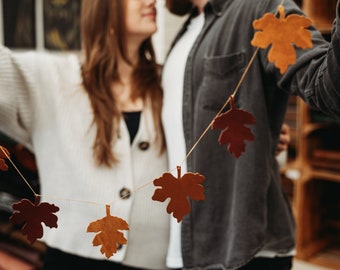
106, 205, 111, 216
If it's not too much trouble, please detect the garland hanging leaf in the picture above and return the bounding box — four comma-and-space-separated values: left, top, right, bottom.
0, 146, 10, 171
212, 96, 256, 158
9, 197, 59, 244
87, 205, 129, 258
152, 166, 205, 222
251, 5, 313, 73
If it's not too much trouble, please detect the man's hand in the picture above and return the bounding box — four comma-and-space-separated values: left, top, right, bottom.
276, 123, 290, 156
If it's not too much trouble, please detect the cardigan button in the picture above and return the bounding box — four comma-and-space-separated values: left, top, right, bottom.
138, 141, 150, 151
119, 188, 131, 199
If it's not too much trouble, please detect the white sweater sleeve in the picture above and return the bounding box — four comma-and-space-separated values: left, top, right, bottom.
0, 45, 38, 149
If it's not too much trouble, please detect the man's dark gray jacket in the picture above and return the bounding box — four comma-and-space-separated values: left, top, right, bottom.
167, 0, 340, 269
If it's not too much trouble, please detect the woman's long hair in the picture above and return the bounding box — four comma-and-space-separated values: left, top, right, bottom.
81, 0, 165, 166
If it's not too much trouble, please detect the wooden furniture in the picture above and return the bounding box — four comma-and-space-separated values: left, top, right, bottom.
288, 100, 340, 269
281, 1, 340, 268
302, 0, 337, 33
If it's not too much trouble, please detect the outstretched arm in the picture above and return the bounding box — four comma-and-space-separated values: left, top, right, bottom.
0, 45, 35, 146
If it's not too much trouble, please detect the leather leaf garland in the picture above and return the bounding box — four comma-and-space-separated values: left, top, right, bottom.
152, 166, 205, 222
212, 96, 256, 158
251, 5, 313, 73
87, 205, 129, 258
0, 146, 10, 171
9, 196, 60, 244
0, 2, 312, 258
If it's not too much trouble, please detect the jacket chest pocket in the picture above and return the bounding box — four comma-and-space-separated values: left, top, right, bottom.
198, 52, 245, 112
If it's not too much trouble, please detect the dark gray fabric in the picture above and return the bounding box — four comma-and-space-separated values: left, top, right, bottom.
166, 0, 340, 269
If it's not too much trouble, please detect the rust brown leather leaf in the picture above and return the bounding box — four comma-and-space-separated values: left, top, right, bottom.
152, 166, 205, 222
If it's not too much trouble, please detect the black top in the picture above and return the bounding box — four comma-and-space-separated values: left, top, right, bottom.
123, 111, 141, 144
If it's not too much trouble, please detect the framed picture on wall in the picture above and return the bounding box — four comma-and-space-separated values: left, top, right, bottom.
43, 0, 81, 51
2, 0, 36, 49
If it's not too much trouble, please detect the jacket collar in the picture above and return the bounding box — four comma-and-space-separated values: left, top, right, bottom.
167, 0, 231, 55
204, 0, 232, 16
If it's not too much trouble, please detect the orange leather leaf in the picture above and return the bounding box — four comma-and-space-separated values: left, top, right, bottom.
0, 146, 10, 171
152, 166, 205, 222
212, 96, 256, 158
87, 205, 129, 258
251, 5, 313, 73
9, 197, 59, 244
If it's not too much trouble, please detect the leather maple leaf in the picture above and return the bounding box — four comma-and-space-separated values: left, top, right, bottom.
9, 196, 60, 244
251, 5, 313, 73
0, 146, 10, 171
212, 96, 256, 158
152, 166, 205, 222
87, 205, 129, 258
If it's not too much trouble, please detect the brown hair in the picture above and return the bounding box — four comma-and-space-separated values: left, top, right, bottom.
81, 0, 165, 166
166, 0, 193, 16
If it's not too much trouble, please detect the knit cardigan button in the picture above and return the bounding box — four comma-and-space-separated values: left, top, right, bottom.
119, 188, 131, 199
138, 141, 150, 151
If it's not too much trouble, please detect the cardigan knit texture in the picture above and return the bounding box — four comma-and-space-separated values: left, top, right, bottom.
0, 47, 170, 269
